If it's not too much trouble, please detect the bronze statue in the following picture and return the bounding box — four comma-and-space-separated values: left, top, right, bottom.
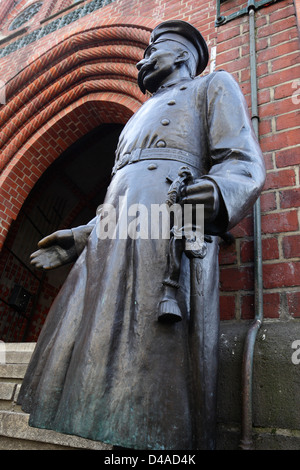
18, 20, 265, 450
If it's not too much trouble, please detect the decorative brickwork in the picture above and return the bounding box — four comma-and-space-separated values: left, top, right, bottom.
0, 17, 152, 252
0, 0, 116, 58
8, 2, 43, 31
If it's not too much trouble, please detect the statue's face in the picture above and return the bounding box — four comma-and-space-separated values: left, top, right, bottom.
136, 41, 180, 94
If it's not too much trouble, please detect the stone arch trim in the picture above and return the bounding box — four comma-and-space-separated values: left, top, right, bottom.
0, 18, 157, 248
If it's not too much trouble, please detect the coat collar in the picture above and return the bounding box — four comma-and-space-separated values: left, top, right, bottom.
154, 77, 193, 94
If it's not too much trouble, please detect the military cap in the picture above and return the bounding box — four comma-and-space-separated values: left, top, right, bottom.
147, 20, 209, 76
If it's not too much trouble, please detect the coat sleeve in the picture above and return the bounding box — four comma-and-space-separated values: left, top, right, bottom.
71, 216, 97, 256
203, 70, 266, 233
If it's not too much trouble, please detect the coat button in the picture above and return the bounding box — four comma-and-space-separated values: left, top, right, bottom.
148, 163, 157, 170
167, 100, 176, 105
156, 140, 166, 148
161, 119, 170, 126
180, 85, 187, 90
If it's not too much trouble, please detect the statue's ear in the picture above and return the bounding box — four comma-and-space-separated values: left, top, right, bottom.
174, 50, 190, 65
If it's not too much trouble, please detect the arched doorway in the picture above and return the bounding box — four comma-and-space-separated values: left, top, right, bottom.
0, 20, 151, 249
0, 19, 154, 342
0, 123, 123, 342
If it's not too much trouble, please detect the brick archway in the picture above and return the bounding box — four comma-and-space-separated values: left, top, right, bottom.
0, 19, 156, 249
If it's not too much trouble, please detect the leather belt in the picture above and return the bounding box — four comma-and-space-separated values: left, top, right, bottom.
112, 148, 202, 175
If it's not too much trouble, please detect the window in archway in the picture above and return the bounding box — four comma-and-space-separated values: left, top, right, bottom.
0, 0, 116, 58
8, 2, 43, 31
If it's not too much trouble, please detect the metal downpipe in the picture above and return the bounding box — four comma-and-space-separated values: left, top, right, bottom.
239, 4, 264, 450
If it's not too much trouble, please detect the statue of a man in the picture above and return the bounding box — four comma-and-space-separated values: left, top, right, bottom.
18, 20, 265, 450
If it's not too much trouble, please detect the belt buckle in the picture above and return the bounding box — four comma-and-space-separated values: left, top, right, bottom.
115, 154, 129, 171
129, 148, 142, 164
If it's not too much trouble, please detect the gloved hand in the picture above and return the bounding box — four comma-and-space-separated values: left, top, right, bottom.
180, 178, 220, 223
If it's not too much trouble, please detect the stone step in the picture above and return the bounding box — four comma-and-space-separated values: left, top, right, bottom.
0, 343, 35, 381
0, 363, 28, 379
4, 343, 35, 364
0, 411, 112, 450
0, 382, 17, 401
0, 343, 113, 450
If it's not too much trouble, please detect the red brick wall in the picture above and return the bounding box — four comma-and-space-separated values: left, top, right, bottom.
215, 0, 300, 320
0, 245, 52, 342
0, 0, 299, 336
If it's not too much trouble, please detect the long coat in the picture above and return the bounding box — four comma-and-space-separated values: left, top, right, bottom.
18, 71, 265, 450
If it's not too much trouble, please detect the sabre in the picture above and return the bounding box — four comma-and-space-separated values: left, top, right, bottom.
158, 166, 208, 323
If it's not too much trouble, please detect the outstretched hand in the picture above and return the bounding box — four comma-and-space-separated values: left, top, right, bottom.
30, 229, 77, 270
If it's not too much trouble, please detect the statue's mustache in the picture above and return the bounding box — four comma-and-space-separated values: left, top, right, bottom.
137, 60, 157, 94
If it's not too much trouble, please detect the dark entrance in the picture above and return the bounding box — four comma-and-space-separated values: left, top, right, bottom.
0, 123, 123, 342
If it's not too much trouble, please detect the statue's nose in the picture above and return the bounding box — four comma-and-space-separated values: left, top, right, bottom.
136, 58, 147, 71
